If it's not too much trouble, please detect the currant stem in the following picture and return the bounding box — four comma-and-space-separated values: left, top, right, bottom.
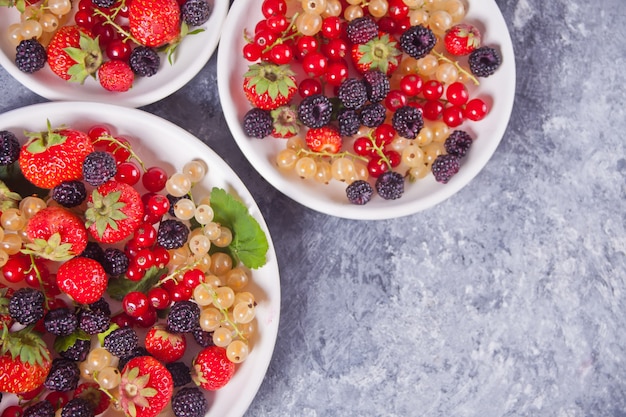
261, 12, 300, 54
204, 283, 247, 342
431, 50, 480, 86
156, 259, 203, 287
93, 135, 147, 172
93, 8, 139, 45
365, 130, 393, 169
296, 148, 369, 162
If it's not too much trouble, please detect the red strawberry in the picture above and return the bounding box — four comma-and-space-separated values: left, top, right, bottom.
129, 0, 181, 48
85, 180, 144, 244
46, 25, 102, 83
98, 60, 135, 92
444, 23, 482, 56
243, 63, 298, 111
305, 126, 343, 153
18, 124, 95, 189
119, 356, 173, 417
351, 33, 402, 75
144, 325, 187, 363
0, 325, 52, 394
74, 382, 111, 415
192, 346, 235, 391
24, 206, 88, 261
56, 257, 108, 304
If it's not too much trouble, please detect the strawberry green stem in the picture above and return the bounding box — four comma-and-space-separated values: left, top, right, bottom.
431, 50, 480, 86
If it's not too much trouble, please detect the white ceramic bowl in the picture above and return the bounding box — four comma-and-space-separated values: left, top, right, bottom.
0, 101, 280, 417
0, 1, 228, 107
218, 0, 516, 220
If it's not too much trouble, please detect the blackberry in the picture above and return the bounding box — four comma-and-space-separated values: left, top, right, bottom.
431, 154, 460, 184
44, 307, 78, 337
166, 361, 193, 387
45, 358, 80, 392
0, 130, 20, 165
51, 180, 87, 208
157, 219, 190, 249
24, 400, 55, 417
298, 94, 333, 128
346, 17, 378, 45
182, 0, 212, 26
191, 327, 214, 348
79, 242, 105, 265
129, 46, 160, 77
61, 397, 94, 417
337, 109, 361, 137
167, 300, 201, 333
392, 105, 424, 139
399, 25, 436, 60
102, 247, 129, 276
346, 180, 373, 205
9, 287, 45, 326
359, 103, 386, 128
117, 346, 150, 371
59, 338, 91, 362
444, 130, 473, 158
363, 70, 390, 103
77, 308, 110, 335
91, 0, 115, 7
15, 39, 46, 73
375, 171, 404, 200
172, 387, 208, 417
469, 46, 502, 78
337, 78, 368, 110
82, 151, 117, 186
89, 297, 111, 315
243, 108, 273, 138
167, 194, 190, 217
103, 327, 138, 357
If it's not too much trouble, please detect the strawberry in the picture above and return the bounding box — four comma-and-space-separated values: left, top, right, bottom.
85, 180, 144, 244
56, 257, 108, 304
144, 325, 187, 363
192, 346, 235, 391
129, 0, 181, 48
46, 25, 102, 83
98, 60, 135, 92
351, 33, 402, 76
444, 23, 482, 56
270, 105, 300, 138
119, 356, 173, 417
243, 63, 298, 111
305, 126, 343, 153
18, 123, 95, 189
23, 206, 88, 261
74, 382, 111, 415
0, 325, 52, 394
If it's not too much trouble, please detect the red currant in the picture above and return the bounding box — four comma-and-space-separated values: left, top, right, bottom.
142, 166, 168, 192
367, 156, 388, 177
442, 106, 464, 127
321, 16, 342, 39
377, 16, 396, 33
182, 268, 204, 289
148, 287, 171, 310
296, 36, 319, 59
2, 405, 25, 417
132, 248, 155, 270
262, 0, 287, 18
45, 391, 70, 410
88, 124, 112, 142
384, 90, 408, 111
400, 74, 423, 97
374, 123, 396, 146
266, 14, 289, 33
324, 60, 348, 86
445, 82, 469, 106
105, 136, 131, 163
133, 306, 157, 328
122, 291, 150, 318
2, 255, 30, 283
165, 281, 192, 302
423, 100, 444, 120
153, 246, 170, 268
125, 263, 145, 282
386, 150, 402, 167
269, 43, 293, 65
74, 9, 94, 29
106, 39, 132, 61
111, 312, 133, 328
298, 78, 322, 98
92, 23, 116, 47
353, 136, 374, 157
422, 80, 444, 100
115, 161, 141, 185
464, 98, 488, 121
243, 42, 263, 62
321, 38, 348, 61
146, 193, 170, 219
302, 52, 328, 77
254, 30, 276, 49
78, 0, 93, 10
388, 0, 409, 20
132, 222, 157, 248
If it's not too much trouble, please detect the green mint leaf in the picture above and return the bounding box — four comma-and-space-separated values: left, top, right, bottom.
53, 330, 90, 354
107, 266, 168, 301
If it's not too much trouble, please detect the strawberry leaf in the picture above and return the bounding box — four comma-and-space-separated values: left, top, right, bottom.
107, 266, 168, 301
267, 82, 279, 100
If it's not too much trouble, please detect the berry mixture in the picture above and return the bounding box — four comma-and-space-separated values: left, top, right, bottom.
3, 0, 213, 92
240, 0, 503, 204
0, 121, 269, 416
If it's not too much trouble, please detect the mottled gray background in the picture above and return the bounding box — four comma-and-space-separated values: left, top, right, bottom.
1, 0, 625, 415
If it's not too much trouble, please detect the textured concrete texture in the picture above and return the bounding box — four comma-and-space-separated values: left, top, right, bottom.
1, 0, 625, 415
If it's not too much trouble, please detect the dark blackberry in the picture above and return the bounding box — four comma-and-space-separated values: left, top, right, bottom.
82, 151, 117, 186
359, 103, 386, 128
15, 39, 46, 73
59, 338, 91, 362
89, 297, 111, 315
61, 397, 94, 417
24, 400, 55, 417
51, 180, 87, 208
167, 194, 190, 217
444, 130, 473, 158
191, 327, 214, 348
79, 242, 105, 265
243, 108, 273, 138
157, 219, 190, 249
167, 300, 200, 333
469, 46, 502, 77
117, 346, 150, 371
392, 105, 424, 139
103, 327, 138, 357
431, 154, 460, 184
0, 130, 21, 165
172, 387, 208, 417
129, 46, 160, 77
345, 17, 378, 45
91, 0, 115, 7
298, 94, 333, 128
44, 358, 80, 392
9, 287, 45, 326
399, 25, 436, 59
346, 180, 373, 205
44, 307, 78, 337
166, 361, 193, 387
182, 0, 212, 26
363, 70, 390, 103
77, 309, 110, 335
375, 171, 404, 200
337, 109, 361, 137
337, 78, 368, 110
102, 247, 129, 276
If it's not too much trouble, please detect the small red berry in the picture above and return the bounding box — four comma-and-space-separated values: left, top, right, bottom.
464, 98, 488, 121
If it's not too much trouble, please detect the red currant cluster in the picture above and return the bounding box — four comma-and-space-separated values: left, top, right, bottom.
74, 0, 133, 61
352, 123, 401, 177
